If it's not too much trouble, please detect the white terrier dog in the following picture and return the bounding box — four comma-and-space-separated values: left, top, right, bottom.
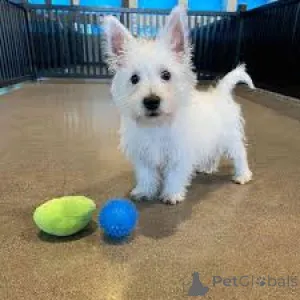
103, 5, 254, 204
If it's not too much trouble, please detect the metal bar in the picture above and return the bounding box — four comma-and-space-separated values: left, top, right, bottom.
34, 10, 45, 72
223, 16, 231, 67
24, 4, 237, 16
127, 11, 132, 35
74, 11, 80, 75
217, 15, 225, 70
1, 1, 14, 80
203, 16, 211, 71
125, 11, 130, 35
189, 14, 193, 30
9, 7, 23, 76
137, 11, 141, 37
83, 13, 90, 76
291, 2, 300, 45
69, 11, 77, 75
0, 11, 5, 80
62, 10, 70, 74
56, 9, 64, 74
149, 13, 152, 37
80, 14, 85, 74
0, 42, 4, 80
68, 11, 74, 75
20, 8, 31, 76
209, 15, 218, 72
26, 8, 38, 77
102, 13, 108, 77
50, 9, 58, 70
123, 11, 128, 31
96, 14, 102, 76
235, 11, 244, 66
190, 15, 197, 77
7, 6, 21, 78
42, 9, 51, 70
91, 13, 97, 77
196, 15, 204, 76
155, 14, 160, 33
0, 2, 11, 80
36, 72, 112, 79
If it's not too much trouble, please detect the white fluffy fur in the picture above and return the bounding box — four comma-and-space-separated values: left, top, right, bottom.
103, 5, 255, 204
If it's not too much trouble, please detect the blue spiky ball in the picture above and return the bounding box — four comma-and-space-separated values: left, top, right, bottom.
98, 199, 138, 239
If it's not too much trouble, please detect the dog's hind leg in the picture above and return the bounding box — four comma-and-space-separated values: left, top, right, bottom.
227, 140, 252, 184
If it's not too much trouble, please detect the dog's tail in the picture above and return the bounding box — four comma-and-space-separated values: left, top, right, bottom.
216, 64, 255, 94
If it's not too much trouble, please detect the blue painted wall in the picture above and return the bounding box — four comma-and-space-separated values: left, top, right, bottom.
29, 0, 70, 4
188, 0, 224, 11
28, 0, 122, 5
28, 0, 45, 4
138, 0, 178, 9
52, 0, 70, 4
80, 0, 122, 6
237, 0, 269, 10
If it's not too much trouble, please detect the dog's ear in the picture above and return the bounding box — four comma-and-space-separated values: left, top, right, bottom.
102, 15, 133, 69
157, 5, 189, 56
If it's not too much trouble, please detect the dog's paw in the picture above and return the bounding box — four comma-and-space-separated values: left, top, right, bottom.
130, 188, 154, 202
160, 193, 185, 205
232, 170, 253, 184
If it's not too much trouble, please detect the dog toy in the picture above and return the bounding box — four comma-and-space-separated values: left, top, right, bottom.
98, 198, 138, 239
33, 196, 96, 236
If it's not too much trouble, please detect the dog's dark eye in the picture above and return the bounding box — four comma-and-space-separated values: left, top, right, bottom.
130, 74, 140, 85
161, 70, 171, 81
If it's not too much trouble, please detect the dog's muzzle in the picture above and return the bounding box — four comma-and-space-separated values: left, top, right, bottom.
143, 94, 161, 117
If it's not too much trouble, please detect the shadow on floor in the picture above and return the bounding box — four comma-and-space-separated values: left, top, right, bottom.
134, 172, 232, 240
38, 220, 98, 243
74, 165, 233, 241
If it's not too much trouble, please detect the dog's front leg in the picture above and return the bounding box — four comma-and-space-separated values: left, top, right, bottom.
161, 162, 193, 205
130, 161, 159, 201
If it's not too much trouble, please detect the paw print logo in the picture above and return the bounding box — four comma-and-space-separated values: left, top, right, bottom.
256, 276, 266, 286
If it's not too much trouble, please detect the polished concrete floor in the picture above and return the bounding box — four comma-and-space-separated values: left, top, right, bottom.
0, 81, 300, 300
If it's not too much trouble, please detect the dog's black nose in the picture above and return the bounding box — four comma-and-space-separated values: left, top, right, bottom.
143, 95, 161, 111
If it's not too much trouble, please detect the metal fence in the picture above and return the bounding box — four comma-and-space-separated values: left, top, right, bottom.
0, 0, 34, 87
25, 6, 240, 80
0, 0, 299, 98
239, 0, 300, 98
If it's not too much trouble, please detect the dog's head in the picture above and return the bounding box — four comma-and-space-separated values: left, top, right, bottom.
103, 5, 196, 125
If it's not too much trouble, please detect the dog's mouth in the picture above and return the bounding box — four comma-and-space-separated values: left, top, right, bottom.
147, 111, 160, 118
135, 111, 173, 126
135, 110, 172, 124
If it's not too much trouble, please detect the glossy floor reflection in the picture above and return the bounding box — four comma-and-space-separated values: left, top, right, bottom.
0, 81, 300, 300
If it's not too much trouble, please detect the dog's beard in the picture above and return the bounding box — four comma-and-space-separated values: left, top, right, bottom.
134, 110, 174, 127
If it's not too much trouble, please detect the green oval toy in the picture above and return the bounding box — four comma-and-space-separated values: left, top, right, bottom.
33, 196, 96, 236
